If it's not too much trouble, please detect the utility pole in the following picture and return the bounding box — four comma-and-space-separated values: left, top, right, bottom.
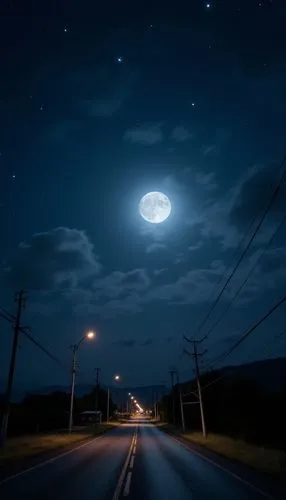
94, 368, 101, 413
68, 344, 77, 433
106, 388, 110, 423
169, 369, 176, 424
183, 336, 207, 438
0, 290, 26, 447
176, 371, 185, 433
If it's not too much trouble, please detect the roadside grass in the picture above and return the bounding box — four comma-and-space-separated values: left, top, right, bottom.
0, 423, 118, 466
183, 432, 286, 480
158, 424, 286, 479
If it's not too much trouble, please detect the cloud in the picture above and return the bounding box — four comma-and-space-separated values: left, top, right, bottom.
195, 172, 217, 192
170, 126, 193, 142
114, 339, 136, 348
146, 243, 167, 254
86, 98, 123, 117
141, 338, 154, 346
202, 145, 219, 156
3, 227, 101, 290
93, 269, 150, 299
228, 164, 285, 230
188, 241, 203, 251
74, 292, 143, 318
196, 163, 285, 248
124, 123, 164, 145
165, 336, 173, 343
153, 268, 167, 276
144, 261, 226, 305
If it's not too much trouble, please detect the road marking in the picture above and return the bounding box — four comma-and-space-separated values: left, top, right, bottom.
129, 455, 135, 469
123, 471, 132, 497
0, 434, 106, 487
170, 436, 275, 499
112, 432, 136, 500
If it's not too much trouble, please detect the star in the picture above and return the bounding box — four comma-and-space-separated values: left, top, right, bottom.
116, 56, 123, 64
206, 2, 211, 8
12, 173, 16, 180
64, 26, 68, 32
191, 102, 196, 107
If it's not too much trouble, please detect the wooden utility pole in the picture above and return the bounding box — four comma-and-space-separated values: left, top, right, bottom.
169, 369, 176, 424
95, 368, 101, 413
183, 336, 207, 438
176, 371, 185, 433
0, 290, 26, 446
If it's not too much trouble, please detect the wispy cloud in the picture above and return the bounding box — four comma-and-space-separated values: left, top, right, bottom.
146, 243, 167, 254
124, 123, 164, 145
114, 339, 136, 348
170, 126, 193, 142
195, 172, 218, 192
202, 144, 219, 156
141, 338, 154, 346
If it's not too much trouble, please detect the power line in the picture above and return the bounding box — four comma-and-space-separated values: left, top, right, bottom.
192, 156, 286, 339
206, 292, 286, 369
204, 212, 286, 340
192, 213, 258, 338
21, 328, 64, 367
200, 327, 286, 393
0, 307, 65, 368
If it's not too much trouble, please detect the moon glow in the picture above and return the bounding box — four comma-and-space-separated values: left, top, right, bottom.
139, 192, 171, 224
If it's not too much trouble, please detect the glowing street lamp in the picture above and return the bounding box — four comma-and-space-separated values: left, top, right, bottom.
68, 331, 95, 433
107, 374, 120, 422
86, 331, 95, 339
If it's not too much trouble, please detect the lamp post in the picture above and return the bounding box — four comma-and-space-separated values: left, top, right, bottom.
106, 374, 120, 423
68, 331, 95, 433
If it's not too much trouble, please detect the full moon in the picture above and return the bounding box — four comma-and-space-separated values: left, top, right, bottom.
139, 191, 171, 224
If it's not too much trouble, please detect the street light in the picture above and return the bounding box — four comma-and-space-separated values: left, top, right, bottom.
86, 331, 95, 339
68, 331, 95, 433
107, 374, 120, 422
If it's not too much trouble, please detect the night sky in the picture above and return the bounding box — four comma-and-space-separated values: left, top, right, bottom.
1, 0, 286, 392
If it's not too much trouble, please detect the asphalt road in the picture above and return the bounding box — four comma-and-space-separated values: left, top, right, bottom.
0, 421, 285, 499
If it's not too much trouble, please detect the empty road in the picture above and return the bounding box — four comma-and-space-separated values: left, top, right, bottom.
0, 421, 285, 499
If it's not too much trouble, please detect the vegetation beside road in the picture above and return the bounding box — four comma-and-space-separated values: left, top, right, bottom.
183, 432, 286, 479
160, 424, 286, 479
0, 423, 118, 466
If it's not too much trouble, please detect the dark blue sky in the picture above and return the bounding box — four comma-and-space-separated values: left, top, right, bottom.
1, 0, 286, 391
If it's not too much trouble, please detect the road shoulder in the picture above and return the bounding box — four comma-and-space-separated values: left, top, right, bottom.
160, 426, 286, 500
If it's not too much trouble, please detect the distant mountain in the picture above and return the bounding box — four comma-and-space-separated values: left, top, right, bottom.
220, 357, 286, 393
27, 383, 167, 407
2, 358, 285, 404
